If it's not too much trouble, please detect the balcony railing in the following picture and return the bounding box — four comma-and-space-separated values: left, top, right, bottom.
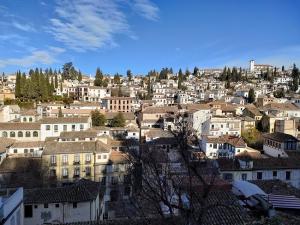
73, 161, 80, 165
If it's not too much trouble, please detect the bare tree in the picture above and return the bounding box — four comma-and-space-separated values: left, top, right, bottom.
122, 115, 249, 225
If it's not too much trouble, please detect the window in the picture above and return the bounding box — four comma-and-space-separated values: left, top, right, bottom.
74, 167, 80, 177
10, 131, 15, 137
46, 125, 50, 130
72, 125, 76, 131
242, 173, 247, 181
18, 131, 23, 137
24, 205, 33, 218
62, 155, 68, 164
29, 117, 32, 122
55, 204, 59, 208
80, 124, 84, 131
62, 168, 68, 177
98, 155, 101, 160
23, 117, 27, 122
63, 125, 67, 131
14, 149, 17, 153
54, 125, 58, 132
73, 203, 77, 208
213, 143, 217, 149
85, 154, 91, 162
86, 166, 91, 176
25, 131, 31, 137
273, 171, 277, 178
33, 131, 38, 137
2, 131, 7, 137
257, 172, 262, 180
44, 204, 48, 208
24, 149, 28, 154
74, 154, 80, 163
50, 155, 56, 165
103, 154, 107, 159
286, 171, 291, 180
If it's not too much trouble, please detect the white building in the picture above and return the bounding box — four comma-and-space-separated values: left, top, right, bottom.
202, 116, 241, 137
24, 180, 102, 225
200, 135, 247, 158
0, 188, 24, 225
39, 117, 92, 141
0, 105, 20, 122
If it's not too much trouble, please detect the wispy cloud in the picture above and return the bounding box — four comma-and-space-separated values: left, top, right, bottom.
132, 0, 159, 21
0, 47, 65, 68
12, 21, 36, 32
49, 0, 131, 52
48, 0, 159, 52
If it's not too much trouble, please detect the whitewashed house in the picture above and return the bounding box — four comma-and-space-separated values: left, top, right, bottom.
40, 117, 92, 141
23, 180, 103, 225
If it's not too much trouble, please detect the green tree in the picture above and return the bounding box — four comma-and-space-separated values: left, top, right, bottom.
248, 88, 255, 103
94, 68, 103, 86
193, 67, 199, 76
178, 68, 183, 89
58, 107, 63, 117
54, 72, 58, 89
91, 110, 106, 126
290, 64, 299, 92
62, 62, 78, 80
127, 69, 132, 81
15, 71, 21, 98
111, 112, 125, 127
113, 73, 121, 84
78, 70, 82, 82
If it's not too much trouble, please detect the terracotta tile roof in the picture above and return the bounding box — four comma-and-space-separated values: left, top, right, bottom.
59, 131, 98, 139
0, 122, 40, 130
11, 141, 44, 148
263, 132, 299, 142
109, 150, 129, 164
43, 140, 110, 155
105, 112, 135, 120
0, 137, 16, 153
39, 116, 90, 124
142, 106, 178, 114
24, 179, 103, 204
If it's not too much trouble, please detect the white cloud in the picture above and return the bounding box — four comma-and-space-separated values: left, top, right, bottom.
49, 0, 131, 52
132, 0, 159, 21
12, 21, 36, 32
0, 47, 65, 68
49, 0, 159, 52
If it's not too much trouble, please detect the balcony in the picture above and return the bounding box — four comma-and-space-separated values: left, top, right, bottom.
62, 175, 68, 179
73, 161, 80, 165
73, 174, 80, 178
62, 162, 69, 166
85, 160, 91, 165
50, 162, 57, 167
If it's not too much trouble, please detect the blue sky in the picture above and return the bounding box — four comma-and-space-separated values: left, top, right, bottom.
0, 0, 300, 76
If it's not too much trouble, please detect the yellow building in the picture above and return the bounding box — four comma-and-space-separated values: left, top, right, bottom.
42, 139, 111, 184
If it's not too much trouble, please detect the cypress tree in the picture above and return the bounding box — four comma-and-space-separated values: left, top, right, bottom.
15, 71, 21, 98
94, 68, 103, 86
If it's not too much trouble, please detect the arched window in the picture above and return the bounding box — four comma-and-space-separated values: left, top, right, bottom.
10, 131, 15, 137
29, 117, 33, 122
18, 131, 23, 137
23, 117, 27, 122
33, 131, 38, 137
2, 131, 7, 137
25, 131, 31, 137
